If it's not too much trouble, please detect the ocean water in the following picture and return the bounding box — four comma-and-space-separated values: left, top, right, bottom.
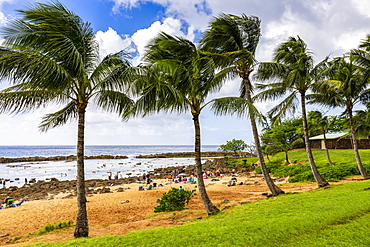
0, 145, 220, 187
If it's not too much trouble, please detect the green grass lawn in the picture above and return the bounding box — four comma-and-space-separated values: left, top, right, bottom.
30, 180, 370, 247
271, 149, 370, 167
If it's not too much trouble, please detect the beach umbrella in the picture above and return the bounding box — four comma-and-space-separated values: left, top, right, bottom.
177, 173, 187, 177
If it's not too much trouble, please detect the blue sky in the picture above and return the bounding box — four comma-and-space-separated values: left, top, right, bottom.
0, 0, 369, 146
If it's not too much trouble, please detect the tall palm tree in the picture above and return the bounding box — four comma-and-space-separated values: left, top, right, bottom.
132, 32, 222, 215
201, 14, 284, 196
0, 2, 134, 237
254, 36, 329, 187
309, 56, 370, 179
308, 111, 335, 166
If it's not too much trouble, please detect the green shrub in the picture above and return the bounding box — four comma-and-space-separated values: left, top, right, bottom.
37, 221, 74, 235
288, 171, 315, 183
255, 161, 288, 175
154, 188, 196, 213
273, 163, 311, 178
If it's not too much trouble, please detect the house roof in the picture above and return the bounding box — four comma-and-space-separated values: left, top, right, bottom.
309, 132, 347, 140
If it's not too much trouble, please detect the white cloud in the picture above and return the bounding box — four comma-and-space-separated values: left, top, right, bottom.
95, 27, 133, 59
351, 0, 370, 18
0, 0, 15, 26
110, 0, 211, 30
130, 17, 193, 65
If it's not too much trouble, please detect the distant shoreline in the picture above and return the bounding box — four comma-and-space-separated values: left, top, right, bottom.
0, 151, 244, 164
0, 155, 129, 164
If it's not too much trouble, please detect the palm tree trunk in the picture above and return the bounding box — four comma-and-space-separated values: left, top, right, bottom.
193, 114, 219, 215
301, 93, 329, 187
348, 107, 370, 179
74, 106, 89, 238
323, 131, 334, 166
244, 79, 284, 196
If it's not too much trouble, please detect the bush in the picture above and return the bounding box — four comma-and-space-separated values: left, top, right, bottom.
318, 164, 361, 182
154, 188, 196, 213
288, 171, 315, 183
37, 221, 74, 235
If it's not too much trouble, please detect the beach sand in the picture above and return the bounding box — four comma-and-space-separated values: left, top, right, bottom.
0, 175, 324, 246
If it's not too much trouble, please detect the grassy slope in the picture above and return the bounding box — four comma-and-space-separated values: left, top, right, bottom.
32, 179, 370, 247
271, 149, 370, 167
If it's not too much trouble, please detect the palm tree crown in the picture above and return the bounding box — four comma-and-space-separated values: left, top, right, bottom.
0, 1, 134, 237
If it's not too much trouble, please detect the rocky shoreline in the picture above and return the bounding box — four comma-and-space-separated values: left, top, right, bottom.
135, 151, 243, 158
0, 155, 129, 164
0, 158, 252, 203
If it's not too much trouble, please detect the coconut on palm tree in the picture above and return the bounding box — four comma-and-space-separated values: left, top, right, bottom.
201, 14, 284, 196
309, 56, 370, 179
131, 32, 224, 215
254, 36, 329, 187
0, 1, 134, 237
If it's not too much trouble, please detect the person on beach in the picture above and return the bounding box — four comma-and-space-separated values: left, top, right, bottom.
108, 172, 112, 180
146, 174, 152, 184
179, 186, 184, 191
114, 172, 119, 180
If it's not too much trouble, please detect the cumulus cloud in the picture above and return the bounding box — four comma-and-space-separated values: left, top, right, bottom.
95, 27, 133, 59
130, 17, 193, 64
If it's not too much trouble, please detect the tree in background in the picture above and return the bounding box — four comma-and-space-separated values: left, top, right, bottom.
201, 14, 284, 196
261, 118, 303, 163
219, 139, 248, 156
255, 36, 329, 187
0, 2, 134, 237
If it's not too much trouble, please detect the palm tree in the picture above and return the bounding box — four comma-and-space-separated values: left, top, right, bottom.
309, 56, 370, 179
308, 111, 335, 166
0, 2, 134, 237
201, 14, 284, 196
254, 36, 329, 187
132, 32, 222, 215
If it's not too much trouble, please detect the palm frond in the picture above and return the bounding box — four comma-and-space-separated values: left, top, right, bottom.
210, 97, 249, 117
90, 50, 133, 93
39, 101, 77, 132
0, 85, 63, 114
95, 90, 134, 116
268, 92, 297, 126
254, 82, 290, 102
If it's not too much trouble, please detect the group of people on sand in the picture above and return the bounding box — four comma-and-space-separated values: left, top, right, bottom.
108, 172, 123, 180
0, 197, 25, 209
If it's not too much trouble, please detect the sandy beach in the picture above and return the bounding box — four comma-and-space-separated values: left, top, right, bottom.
0, 174, 324, 246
